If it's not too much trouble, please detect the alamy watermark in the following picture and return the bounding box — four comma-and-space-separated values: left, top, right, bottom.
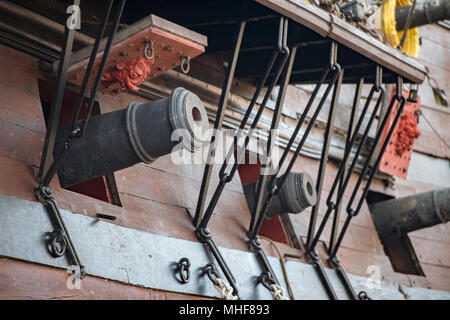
66, 5, 81, 30
170, 127, 284, 175
365, 264, 382, 290
66, 265, 82, 290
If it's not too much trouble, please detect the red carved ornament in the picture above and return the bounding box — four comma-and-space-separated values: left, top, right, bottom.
102, 56, 154, 91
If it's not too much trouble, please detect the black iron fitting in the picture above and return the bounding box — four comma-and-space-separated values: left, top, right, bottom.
176, 258, 191, 284
35, 186, 86, 279
258, 271, 276, 290
202, 263, 221, 287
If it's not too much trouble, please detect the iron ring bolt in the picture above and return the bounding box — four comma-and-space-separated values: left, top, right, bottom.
177, 258, 191, 284
144, 41, 154, 60
49, 230, 67, 258
358, 291, 372, 300
181, 56, 190, 74
220, 173, 231, 184
328, 201, 336, 210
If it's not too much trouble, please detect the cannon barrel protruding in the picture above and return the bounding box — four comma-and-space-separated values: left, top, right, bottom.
54, 87, 208, 188
243, 172, 317, 219
370, 187, 450, 240
396, 0, 450, 30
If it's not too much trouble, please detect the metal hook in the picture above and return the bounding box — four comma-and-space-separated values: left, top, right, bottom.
181, 56, 190, 74
144, 40, 154, 60
330, 41, 338, 70
202, 263, 220, 286
375, 66, 383, 91
258, 271, 275, 290
358, 291, 372, 300
396, 76, 404, 99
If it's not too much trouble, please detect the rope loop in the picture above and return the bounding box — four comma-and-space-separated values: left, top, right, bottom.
214, 278, 239, 300
258, 272, 288, 300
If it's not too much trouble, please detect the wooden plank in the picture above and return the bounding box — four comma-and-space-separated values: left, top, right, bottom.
419, 24, 450, 50
418, 38, 450, 72
408, 263, 450, 292
0, 120, 44, 166
336, 246, 412, 287
115, 164, 251, 223
414, 96, 450, 159
409, 236, 450, 268
1, 194, 449, 299
255, 0, 426, 83
0, 257, 204, 300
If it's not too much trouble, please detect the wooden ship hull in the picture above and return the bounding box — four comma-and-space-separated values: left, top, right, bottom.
0, 0, 449, 300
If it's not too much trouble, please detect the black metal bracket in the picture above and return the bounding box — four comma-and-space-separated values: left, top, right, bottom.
196, 227, 239, 296
305, 68, 406, 299
35, 185, 86, 278
192, 16, 293, 297
176, 257, 191, 284
34, 0, 126, 277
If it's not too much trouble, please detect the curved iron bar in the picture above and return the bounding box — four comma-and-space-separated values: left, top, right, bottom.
35, 0, 126, 279
330, 79, 406, 258
328, 77, 364, 253
308, 66, 386, 252
250, 63, 342, 239
197, 16, 290, 230
193, 20, 246, 227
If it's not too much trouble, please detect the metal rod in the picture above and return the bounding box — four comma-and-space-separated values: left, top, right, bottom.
39, 0, 125, 187
198, 17, 288, 230
312, 257, 338, 300
37, 0, 80, 179
329, 77, 363, 252
308, 67, 385, 252
70, 0, 113, 129
251, 64, 341, 239
249, 44, 296, 235
278, 64, 341, 192
196, 227, 239, 295
398, 0, 417, 50
193, 20, 246, 227
305, 63, 344, 248
334, 262, 358, 299
80, 0, 126, 137
331, 81, 406, 258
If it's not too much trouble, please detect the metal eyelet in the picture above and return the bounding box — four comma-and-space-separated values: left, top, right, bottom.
49, 230, 67, 258
181, 56, 190, 74
176, 258, 191, 284
144, 41, 154, 60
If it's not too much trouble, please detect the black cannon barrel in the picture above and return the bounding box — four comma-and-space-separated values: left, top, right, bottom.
396, 0, 450, 30
370, 187, 450, 239
243, 172, 317, 219
55, 87, 208, 188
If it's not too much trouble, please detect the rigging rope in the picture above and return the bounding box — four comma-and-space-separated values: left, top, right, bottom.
213, 278, 238, 300
259, 236, 295, 300
269, 283, 288, 300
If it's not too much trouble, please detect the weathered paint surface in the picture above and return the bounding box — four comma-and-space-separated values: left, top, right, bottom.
1, 194, 449, 300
